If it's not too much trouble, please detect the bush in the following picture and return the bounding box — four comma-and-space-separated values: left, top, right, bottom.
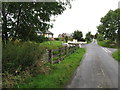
54, 38, 59, 41
30, 35, 48, 43
80, 38, 86, 42
2, 41, 46, 74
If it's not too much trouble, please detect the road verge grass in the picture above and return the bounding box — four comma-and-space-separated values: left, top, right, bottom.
112, 49, 120, 62
97, 40, 117, 48
14, 48, 86, 88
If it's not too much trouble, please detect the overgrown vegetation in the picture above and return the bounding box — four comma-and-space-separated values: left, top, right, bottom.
97, 40, 117, 48
2, 41, 48, 88
2, 40, 65, 88
112, 49, 120, 62
14, 48, 85, 88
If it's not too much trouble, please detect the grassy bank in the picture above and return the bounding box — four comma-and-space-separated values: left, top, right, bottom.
112, 49, 120, 62
14, 48, 86, 88
97, 40, 117, 48
40, 41, 64, 49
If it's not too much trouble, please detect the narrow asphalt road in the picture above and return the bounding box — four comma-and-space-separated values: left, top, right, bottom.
67, 40, 118, 88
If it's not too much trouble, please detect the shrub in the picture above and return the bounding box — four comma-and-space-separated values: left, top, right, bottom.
80, 38, 86, 42
54, 38, 59, 41
2, 41, 46, 74
30, 35, 48, 43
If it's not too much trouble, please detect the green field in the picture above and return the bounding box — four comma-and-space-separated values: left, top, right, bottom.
14, 48, 86, 88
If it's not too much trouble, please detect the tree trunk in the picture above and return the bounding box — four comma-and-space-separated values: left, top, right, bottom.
2, 3, 8, 46
14, 6, 22, 40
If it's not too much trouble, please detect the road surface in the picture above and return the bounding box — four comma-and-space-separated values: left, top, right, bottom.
67, 40, 118, 88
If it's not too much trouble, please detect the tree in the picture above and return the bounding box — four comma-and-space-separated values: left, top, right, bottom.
97, 9, 120, 42
85, 31, 93, 42
73, 30, 83, 41
65, 36, 68, 43
2, 1, 71, 45
94, 33, 98, 39
97, 34, 104, 41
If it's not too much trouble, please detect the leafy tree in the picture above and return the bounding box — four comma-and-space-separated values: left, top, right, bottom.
85, 31, 93, 42
65, 36, 68, 43
2, 1, 71, 45
97, 9, 120, 43
94, 33, 98, 39
73, 30, 83, 41
97, 34, 104, 41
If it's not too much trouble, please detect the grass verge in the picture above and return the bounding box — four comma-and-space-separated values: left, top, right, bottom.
112, 49, 120, 62
14, 48, 86, 88
97, 40, 117, 48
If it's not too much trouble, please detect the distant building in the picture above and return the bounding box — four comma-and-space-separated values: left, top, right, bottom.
44, 30, 53, 38
58, 34, 62, 38
58, 33, 73, 38
36, 30, 54, 38
36, 31, 43, 36
58, 33, 73, 41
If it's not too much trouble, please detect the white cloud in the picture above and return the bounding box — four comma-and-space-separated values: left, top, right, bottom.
49, 0, 119, 38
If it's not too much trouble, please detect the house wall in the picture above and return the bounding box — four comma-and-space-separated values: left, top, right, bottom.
44, 34, 53, 38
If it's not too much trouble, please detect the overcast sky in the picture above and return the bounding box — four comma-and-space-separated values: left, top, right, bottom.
49, 0, 119, 38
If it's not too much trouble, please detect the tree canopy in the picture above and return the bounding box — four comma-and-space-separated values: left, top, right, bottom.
97, 8, 120, 44
85, 31, 93, 42
1, 1, 71, 45
73, 30, 83, 41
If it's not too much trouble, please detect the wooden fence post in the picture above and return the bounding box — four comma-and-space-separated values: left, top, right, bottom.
58, 48, 61, 63
73, 46, 75, 53
65, 46, 67, 55
49, 49, 53, 64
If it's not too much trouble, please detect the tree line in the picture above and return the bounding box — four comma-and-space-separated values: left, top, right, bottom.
72, 30, 93, 43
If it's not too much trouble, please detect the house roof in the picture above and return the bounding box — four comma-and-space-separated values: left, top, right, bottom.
36, 31, 42, 34
36, 30, 53, 35
45, 30, 53, 34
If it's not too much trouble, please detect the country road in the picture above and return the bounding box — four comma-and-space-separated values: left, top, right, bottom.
67, 40, 118, 88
